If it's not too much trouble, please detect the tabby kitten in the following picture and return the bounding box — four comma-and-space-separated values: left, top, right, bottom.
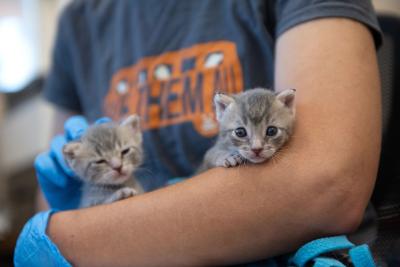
63, 115, 143, 208
200, 88, 296, 171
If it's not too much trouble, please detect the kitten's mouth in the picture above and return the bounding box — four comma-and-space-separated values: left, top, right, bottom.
240, 150, 275, 163
112, 171, 130, 181
247, 156, 267, 163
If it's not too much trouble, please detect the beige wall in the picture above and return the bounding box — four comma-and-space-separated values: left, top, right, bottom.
373, 0, 400, 15
36, 0, 71, 74
0, 97, 54, 175
0, 1, 63, 175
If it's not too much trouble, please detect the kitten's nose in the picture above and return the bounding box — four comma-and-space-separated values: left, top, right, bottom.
113, 166, 122, 173
110, 158, 122, 173
251, 148, 262, 156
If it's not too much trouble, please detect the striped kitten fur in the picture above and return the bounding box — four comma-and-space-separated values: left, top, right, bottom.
199, 88, 296, 171
63, 115, 143, 208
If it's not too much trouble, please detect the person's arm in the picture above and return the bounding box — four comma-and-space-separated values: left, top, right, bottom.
47, 18, 381, 266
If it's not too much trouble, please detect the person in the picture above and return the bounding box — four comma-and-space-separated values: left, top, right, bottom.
15, 0, 383, 266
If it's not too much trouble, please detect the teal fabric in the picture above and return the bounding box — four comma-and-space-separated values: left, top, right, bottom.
349, 245, 376, 267
289, 236, 376, 267
291, 236, 354, 266
313, 257, 346, 267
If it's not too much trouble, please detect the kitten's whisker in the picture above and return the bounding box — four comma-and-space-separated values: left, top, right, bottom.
239, 162, 247, 169
243, 160, 251, 168
270, 155, 279, 166
270, 150, 284, 164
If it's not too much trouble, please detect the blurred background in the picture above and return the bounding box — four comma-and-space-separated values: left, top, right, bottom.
0, 0, 399, 266
0, 0, 70, 263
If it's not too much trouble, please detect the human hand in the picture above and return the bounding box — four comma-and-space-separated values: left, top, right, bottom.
35, 116, 111, 210
14, 210, 71, 267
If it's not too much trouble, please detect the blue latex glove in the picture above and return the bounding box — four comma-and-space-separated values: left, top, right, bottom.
14, 116, 113, 266
35, 116, 112, 210
14, 210, 71, 267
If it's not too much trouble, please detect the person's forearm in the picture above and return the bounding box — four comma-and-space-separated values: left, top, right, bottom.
48, 160, 331, 267
48, 18, 381, 267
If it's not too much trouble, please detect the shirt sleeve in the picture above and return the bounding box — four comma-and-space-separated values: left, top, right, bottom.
43, 4, 82, 113
275, 0, 382, 48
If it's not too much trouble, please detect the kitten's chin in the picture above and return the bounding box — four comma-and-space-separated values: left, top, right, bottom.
110, 166, 135, 183
247, 156, 268, 163
114, 173, 132, 183
97, 171, 132, 185
240, 150, 274, 164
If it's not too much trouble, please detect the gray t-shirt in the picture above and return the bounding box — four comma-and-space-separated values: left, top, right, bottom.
44, 1, 381, 263
45, 0, 381, 190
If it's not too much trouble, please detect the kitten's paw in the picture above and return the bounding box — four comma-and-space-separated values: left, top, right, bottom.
222, 153, 245, 168
105, 187, 137, 204
116, 187, 137, 200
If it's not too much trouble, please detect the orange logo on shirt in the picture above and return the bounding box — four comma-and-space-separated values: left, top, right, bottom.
104, 41, 243, 137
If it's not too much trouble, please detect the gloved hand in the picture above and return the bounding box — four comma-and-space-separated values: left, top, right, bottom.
14, 210, 71, 267
35, 116, 111, 210
14, 116, 113, 266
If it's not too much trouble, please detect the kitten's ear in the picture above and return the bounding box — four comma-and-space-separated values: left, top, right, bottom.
214, 93, 234, 121
121, 114, 140, 132
62, 142, 82, 161
276, 89, 296, 112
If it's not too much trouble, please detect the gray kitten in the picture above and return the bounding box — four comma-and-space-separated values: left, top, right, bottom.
200, 88, 296, 170
63, 115, 143, 208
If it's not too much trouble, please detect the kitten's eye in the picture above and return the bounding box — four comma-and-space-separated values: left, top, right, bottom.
95, 159, 106, 164
266, 126, 278, 137
234, 127, 247, 138
121, 148, 131, 156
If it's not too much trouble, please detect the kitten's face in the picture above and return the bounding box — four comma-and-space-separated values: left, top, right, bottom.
63, 115, 143, 185
215, 88, 295, 163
